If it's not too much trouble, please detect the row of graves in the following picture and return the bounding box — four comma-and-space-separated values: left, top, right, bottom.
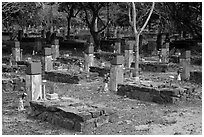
2, 33, 201, 132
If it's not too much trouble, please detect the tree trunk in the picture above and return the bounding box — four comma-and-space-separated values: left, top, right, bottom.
67, 16, 71, 39
134, 34, 140, 78
89, 17, 100, 50
95, 17, 98, 32
90, 31, 100, 50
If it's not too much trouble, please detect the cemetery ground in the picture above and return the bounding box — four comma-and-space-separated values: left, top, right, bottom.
2, 49, 202, 135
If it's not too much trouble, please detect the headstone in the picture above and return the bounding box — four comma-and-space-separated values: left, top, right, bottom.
35, 38, 42, 52
12, 41, 21, 63
42, 80, 47, 100
51, 39, 60, 60
25, 62, 42, 103
110, 55, 124, 92
84, 44, 94, 72
115, 39, 121, 54
180, 50, 191, 80
42, 48, 53, 72
18, 30, 23, 41
41, 30, 45, 38
161, 42, 169, 63
180, 50, 191, 64
124, 41, 134, 68
20, 49, 23, 60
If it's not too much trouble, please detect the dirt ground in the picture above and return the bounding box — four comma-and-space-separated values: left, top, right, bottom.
2, 51, 202, 135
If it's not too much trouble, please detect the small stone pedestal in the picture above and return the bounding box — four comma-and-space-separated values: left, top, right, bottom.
51, 39, 60, 60
180, 51, 191, 81
35, 38, 42, 52
110, 55, 124, 92
115, 39, 121, 54
42, 48, 53, 72
180, 50, 191, 64
124, 42, 134, 68
25, 62, 42, 104
42, 80, 47, 100
161, 42, 169, 63
84, 45, 94, 72
12, 41, 21, 63
20, 49, 23, 60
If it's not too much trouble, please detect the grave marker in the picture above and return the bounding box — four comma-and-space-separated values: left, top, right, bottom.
161, 42, 169, 63
35, 38, 42, 51
20, 49, 23, 60
25, 62, 42, 103
124, 41, 134, 68
115, 39, 121, 54
42, 48, 53, 72
51, 39, 60, 60
12, 41, 21, 63
180, 50, 191, 80
42, 80, 47, 100
84, 44, 94, 72
148, 40, 157, 55
110, 55, 124, 92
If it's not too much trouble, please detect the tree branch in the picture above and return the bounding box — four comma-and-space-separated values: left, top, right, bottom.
139, 2, 155, 34
97, 16, 109, 33
73, 9, 80, 17
128, 4, 133, 27
132, 2, 138, 34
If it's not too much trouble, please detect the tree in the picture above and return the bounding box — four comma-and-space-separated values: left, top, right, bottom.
153, 2, 202, 40
2, 2, 42, 29
129, 2, 155, 80
166, 2, 202, 40
80, 2, 110, 50
58, 2, 81, 39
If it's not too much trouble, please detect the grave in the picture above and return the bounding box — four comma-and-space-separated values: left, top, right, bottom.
84, 44, 94, 72
25, 62, 42, 103
2, 63, 27, 73
44, 70, 98, 84
117, 81, 194, 104
161, 42, 170, 63
109, 55, 124, 92
131, 62, 179, 72
180, 50, 191, 81
35, 38, 42, 52
115, 39, 121, 54
147, 40, 157, 55
42, 48, 53, 72
51, 39, 60, 60
29, 97, 119, 132
124, 41, 134, 68
12, 41, 21, 63
190, 71, 202, 83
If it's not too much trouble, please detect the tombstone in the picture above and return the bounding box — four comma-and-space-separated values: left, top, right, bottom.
20, 49, 23, 60
35, 38, 42, 52
25, 62, 42, 103
51, 39, 60, 60
115, 39, 121, 54
42, 80, 47, 100
84, 44, 94, 72
180, 50, 191, 81
124, 41, 134, 68
12, 41, 21, 63
41, 29, 45, 38
46, 31, 51, 43
180, 50, 191, 64
42, 48, 53, 72
18, 30, 23, 41
110, 55, 124, 92
148, 40, 157, 55
161, 42, 169, 63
